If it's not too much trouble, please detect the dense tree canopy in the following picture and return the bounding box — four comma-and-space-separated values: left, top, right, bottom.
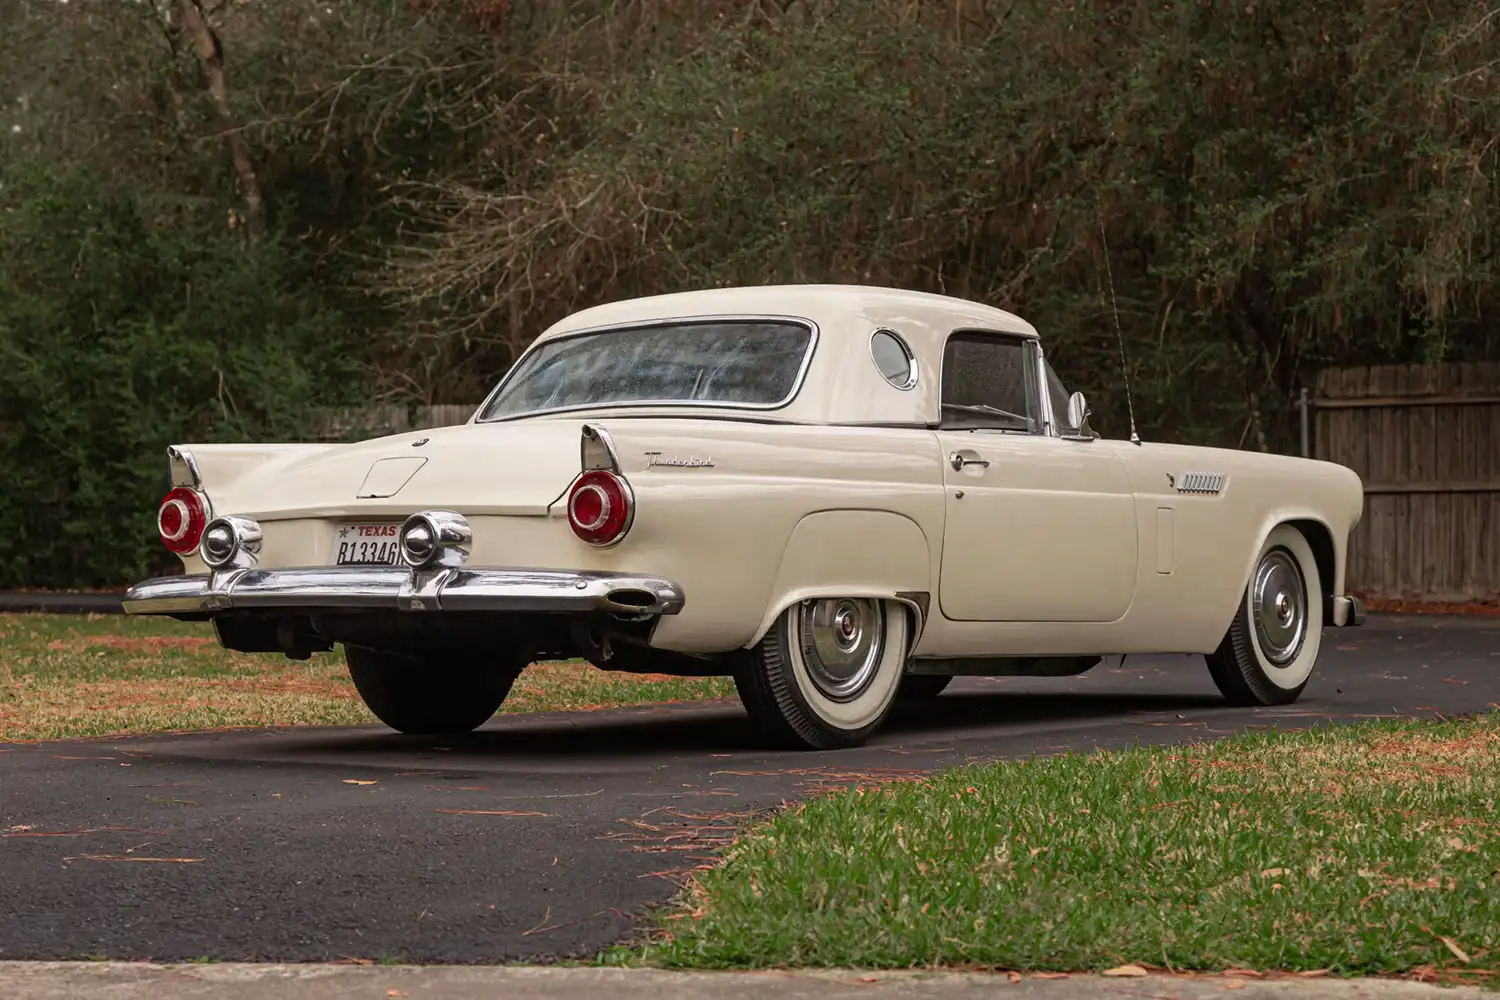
1, 0, 1497, 585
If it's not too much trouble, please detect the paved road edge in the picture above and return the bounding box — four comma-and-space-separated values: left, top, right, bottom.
0, 591, 123, 614
0, 963, 1485, 1000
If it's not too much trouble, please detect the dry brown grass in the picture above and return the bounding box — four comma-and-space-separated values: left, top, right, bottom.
0, 613, 734, 742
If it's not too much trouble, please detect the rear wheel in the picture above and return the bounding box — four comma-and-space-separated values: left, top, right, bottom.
734, 597, 909, 750
346, 646, 525, 735
1205, 524, 1323, 706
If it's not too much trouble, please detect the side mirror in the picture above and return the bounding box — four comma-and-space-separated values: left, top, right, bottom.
1065, 391, 1098, 439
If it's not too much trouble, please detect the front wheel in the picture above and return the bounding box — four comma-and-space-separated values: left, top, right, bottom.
734, 597, 909, 750
1205, 524, 1323, 706
346, 646, 525, 735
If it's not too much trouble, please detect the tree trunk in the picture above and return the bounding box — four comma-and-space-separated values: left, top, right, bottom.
178, 0, 264, 240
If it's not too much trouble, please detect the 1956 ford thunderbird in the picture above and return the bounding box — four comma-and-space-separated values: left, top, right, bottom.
124, 284, 1367, 749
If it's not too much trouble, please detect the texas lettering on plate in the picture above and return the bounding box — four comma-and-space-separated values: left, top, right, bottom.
334, 523, 402, 566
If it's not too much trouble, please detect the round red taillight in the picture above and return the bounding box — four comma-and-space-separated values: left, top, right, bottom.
567, 470, 632, 546
158, 486, 209, 555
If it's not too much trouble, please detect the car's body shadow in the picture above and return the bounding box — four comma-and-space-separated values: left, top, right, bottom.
251, 689, 1231, 760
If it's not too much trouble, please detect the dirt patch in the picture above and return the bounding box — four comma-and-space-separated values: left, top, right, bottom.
48, 635, 219, 654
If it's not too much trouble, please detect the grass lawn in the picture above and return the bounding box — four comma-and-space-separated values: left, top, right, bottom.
619, 714, 1500, 979
0, 613, 733, 742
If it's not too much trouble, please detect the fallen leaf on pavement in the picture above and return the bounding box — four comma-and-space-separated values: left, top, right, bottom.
1225, 982, 1245, 991
1298, 970, 1330, 978
1030, 973, 1070, 980
6, 827, 165, 838
342, 779, 377, 786
1007, 972, 1022, 983
1441, 937, 1471, 963
387, 991, 407, 998
1103, 965, 1148, 977
65, 855, 203, 863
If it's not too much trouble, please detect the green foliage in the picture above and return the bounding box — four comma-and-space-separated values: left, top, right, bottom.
620, 715, 1500, 973
0, 171, 355, 588
2, 0, 1499, 586
383, 1, 1500, 444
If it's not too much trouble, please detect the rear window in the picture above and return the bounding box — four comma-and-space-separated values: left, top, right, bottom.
478, 319, 816, 420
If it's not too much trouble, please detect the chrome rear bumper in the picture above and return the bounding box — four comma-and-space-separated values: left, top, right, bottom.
122, 567, 686, 617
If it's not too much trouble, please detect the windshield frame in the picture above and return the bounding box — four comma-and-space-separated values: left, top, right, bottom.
473, 314, 822, 423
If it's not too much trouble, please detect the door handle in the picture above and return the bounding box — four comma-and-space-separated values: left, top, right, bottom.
949, 451, 991, 471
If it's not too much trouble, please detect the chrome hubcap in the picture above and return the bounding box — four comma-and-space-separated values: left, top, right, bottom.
1252, 548, 1306, 667
798, 598, 885, 702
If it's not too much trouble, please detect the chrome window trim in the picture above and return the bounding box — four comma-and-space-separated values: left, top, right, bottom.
868, 328, 919, 391
1038, 345, 1096, 443
1036, 344, 1057, 437
474, 314, 822, 424
937, 327, 1044, 435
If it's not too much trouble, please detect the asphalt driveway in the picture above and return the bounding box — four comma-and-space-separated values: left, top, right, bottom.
1, 614, 1496, 963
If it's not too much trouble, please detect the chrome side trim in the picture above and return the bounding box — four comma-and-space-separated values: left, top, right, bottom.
474, 314, 821, 423
1172, 471, 1226, 495
167, 445, 203, 489
122, 567, 687, 617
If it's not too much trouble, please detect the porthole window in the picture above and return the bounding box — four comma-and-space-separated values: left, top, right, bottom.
870, 329, 918, 390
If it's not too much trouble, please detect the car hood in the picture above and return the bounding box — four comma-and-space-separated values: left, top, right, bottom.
209, 420, 588, 520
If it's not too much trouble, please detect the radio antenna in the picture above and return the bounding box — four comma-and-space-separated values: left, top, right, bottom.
1096, 190, 1141, 446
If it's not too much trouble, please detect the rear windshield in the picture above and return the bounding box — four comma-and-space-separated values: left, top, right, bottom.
478, 319, 815, 420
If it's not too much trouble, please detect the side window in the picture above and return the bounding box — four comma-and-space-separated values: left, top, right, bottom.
940, 332, 1039, 433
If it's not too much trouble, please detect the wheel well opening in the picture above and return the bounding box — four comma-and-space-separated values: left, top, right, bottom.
1287, 518, 1336, 602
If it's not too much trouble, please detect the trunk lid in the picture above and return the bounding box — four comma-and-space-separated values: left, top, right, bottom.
212, 419, 586, 519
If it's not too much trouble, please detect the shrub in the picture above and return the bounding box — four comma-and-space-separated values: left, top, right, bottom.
0, 171, 355, 588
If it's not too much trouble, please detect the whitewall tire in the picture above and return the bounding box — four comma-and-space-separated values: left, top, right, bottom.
734, 597, 909, 750
1205, 524, 1324, 706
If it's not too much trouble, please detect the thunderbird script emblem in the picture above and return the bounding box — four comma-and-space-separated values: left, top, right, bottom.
645, 451, 714, 469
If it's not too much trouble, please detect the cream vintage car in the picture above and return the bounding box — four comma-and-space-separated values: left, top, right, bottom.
124, 285, 1368, 749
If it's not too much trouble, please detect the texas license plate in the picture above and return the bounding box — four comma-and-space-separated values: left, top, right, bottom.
332, 523, 403, 566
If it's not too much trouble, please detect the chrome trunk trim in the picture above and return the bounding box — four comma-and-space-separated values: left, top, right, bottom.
123, 567, 687, 617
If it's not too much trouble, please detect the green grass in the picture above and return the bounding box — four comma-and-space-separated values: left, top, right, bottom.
0, 613, 734, 741
615, 715, 1500, 978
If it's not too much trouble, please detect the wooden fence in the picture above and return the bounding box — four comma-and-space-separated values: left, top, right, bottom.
1314, 362, 1500, 602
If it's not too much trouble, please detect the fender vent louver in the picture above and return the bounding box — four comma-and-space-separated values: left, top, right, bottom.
1173, 471, 1225, 495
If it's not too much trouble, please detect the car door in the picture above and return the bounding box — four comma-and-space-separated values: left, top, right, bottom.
934, 331, 1139, 623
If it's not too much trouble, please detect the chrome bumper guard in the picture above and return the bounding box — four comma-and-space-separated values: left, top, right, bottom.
122, 567, 687, 617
